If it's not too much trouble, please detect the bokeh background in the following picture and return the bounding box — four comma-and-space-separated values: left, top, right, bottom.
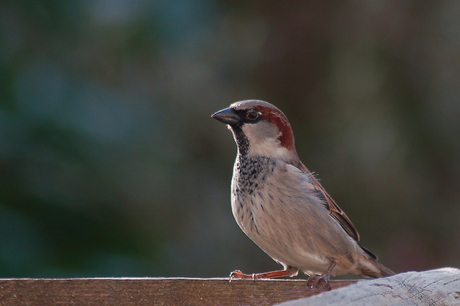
1, 0, 460, 278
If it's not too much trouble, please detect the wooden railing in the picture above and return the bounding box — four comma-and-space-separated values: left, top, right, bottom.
0, 278, 354, 305
1, 268, 459, 305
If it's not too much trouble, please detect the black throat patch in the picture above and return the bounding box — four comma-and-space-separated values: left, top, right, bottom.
232, 156, 275, 197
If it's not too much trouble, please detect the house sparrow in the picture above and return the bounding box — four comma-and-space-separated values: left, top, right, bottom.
211, 100, 394, 287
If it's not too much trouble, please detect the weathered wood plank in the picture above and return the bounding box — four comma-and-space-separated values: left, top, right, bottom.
0, 277, 355, 306
277, 268, 460, 306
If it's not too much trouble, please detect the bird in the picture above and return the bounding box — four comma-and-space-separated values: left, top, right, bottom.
211, 100, 395, 287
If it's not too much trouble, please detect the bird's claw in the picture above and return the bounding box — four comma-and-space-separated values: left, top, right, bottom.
307, 274, 332, 291
229, 270, 256, 282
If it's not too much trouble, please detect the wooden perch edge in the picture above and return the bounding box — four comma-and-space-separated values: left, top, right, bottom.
0, 276, 354, 306
0, 268, 458, 305
277, 267, 460, 306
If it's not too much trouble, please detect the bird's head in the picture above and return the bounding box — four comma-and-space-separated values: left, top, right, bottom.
212, 100, 298, 161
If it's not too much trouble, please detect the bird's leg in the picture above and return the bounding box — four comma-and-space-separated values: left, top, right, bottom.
229, 266, 299, 281
306, 260, 336, 290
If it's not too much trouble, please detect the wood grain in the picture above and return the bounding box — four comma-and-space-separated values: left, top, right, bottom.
0, 277, 356, 306
277, 268, 460, 306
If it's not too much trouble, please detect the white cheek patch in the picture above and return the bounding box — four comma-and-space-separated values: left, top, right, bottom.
242, 124, 291, 159
249, 138, 290, 158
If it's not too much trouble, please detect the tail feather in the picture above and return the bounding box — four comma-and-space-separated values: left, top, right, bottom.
360, 245, 378, 260
359, 258, 395, 278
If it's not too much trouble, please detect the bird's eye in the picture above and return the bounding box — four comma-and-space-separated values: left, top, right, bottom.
246, 110, 259, 121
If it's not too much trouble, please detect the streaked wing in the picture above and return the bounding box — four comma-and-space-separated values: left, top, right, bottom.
291, 159, 360, 242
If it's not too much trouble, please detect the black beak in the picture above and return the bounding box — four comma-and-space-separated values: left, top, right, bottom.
211, 107, 240, 125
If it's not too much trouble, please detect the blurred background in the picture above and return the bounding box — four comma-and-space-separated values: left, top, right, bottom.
1, 0, 460, 278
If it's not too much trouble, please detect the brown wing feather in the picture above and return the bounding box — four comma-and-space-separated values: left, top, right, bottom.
292, 159, 360, 242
